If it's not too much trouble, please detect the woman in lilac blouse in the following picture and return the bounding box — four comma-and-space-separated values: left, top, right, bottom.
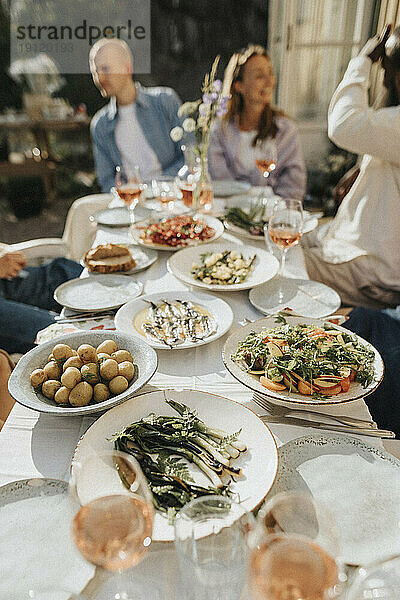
209, 45, 306, 200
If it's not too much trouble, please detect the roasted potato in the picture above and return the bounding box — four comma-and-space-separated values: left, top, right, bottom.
99, 358, 119, 381
118, 361, 135, 381
97, 352, 111, 365
61, 367, 82, 389
43, 361, 62, 381
63, 356, 83, 371
81, 362, 100, 385
97, 340, 118, 355
77, 344, 98, 364
69, 381, 93, 407
93, 383, 110, 403
30, 368, 47, 388
54, 386, 70, 405
42, 379, 62, 400
53, 344, 75, 363
111, 350, 133, 364
109, 375, 129, 395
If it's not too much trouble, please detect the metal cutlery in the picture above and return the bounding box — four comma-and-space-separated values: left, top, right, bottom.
54, 311, 116, 324
252, 393, 378, 429
259, 414, 396, 438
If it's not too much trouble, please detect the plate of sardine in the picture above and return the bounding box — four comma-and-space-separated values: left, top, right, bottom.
114, 291, 234, 349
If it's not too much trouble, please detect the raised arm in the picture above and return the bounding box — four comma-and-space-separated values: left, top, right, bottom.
328, 26, 400, 165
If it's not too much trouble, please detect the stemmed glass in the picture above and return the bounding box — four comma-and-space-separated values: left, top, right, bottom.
254, 138, 277, 180
69, 450, 155, 600
248, 491, 344, 600
114, 164, 146, 225
266, 198, 303, 304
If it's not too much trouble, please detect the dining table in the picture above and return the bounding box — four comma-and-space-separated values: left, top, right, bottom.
1, 195, 397, 599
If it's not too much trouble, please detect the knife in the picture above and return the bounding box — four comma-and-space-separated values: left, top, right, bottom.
259, 414, 396, 438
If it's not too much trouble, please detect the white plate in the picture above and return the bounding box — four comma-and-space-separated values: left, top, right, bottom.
114, 291, 234, 350
54, 274, 143, 312
269, 434, 400, 565
82, 246, 158, 275
0, 478, 94, 599
212, 180, 251, 197
249, 278, 341, 319
167, 242, 279, 292
222, 315, 384, 406
72, 389, 279, 542
131, 214, 224, 251
95, 206, 152, 227
8, 330, 158, 415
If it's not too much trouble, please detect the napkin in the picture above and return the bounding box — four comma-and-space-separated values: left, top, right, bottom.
0, 491, 95, 599
297, 454, 400, 565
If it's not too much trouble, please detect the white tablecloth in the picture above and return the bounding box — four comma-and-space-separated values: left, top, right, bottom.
0, 222, 383, 599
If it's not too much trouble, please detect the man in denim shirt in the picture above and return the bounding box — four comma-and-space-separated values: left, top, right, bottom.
90, 39, 184, 192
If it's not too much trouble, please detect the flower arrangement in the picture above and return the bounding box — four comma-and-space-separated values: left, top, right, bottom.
170, 55, 230, 209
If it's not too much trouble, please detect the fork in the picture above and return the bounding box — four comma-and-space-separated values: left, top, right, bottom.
252, 393, 378, 429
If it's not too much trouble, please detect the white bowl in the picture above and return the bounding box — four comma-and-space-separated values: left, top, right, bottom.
8, 331, 158, 415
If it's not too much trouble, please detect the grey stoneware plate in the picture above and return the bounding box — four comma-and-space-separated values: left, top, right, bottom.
95, 205, 152, 227
268, 433, 400, 566
8, 330, 158, 415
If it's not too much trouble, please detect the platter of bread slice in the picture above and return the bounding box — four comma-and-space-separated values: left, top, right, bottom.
83, 244, 158, 275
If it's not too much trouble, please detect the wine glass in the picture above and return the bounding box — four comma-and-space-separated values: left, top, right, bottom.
69, 450, 156, 600
346, 554, 400, 599
114, 164, 146, 225
248, 491, 344, 600
254, 138, 277, 179
151, 175, 178, 212
266, 198, 303, 304
174, 495, 255, 600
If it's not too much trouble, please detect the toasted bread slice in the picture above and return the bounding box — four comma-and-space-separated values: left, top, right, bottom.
84, 244, 136, 273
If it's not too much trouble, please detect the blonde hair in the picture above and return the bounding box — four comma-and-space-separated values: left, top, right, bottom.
223, 44, 285, 146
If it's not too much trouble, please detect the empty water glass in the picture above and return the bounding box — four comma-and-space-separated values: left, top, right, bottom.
151, 176, 178, 211
174, 495, 255, 600
346, 554, 400, 599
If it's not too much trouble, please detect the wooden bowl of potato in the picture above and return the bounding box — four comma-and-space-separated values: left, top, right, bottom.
8, 331, 158, 415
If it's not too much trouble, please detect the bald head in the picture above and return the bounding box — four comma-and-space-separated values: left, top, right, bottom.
90, 38, 135, 100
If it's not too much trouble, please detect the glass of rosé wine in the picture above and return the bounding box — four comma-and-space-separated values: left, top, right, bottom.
266, 198, 303, 302
114, 164, 146, 226
69, 450, 157, 600
248, 492, 344, 600
254, 138, 277, 179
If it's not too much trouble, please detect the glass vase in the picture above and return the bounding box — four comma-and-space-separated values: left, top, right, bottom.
176, 146, 213, 213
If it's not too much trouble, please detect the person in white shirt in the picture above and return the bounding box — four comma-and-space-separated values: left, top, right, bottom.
303, 25, 400, 308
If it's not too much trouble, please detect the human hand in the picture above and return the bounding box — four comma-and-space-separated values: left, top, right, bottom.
0, 251, 27, 279
360, 24, 392, 62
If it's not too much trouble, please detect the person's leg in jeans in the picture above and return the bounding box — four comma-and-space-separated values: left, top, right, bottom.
343, 307, 400, 438
0, 298, 56, 353
0, 257, 83, 312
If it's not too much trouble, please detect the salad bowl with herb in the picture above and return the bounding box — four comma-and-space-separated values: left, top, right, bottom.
223, 315, 384, 405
